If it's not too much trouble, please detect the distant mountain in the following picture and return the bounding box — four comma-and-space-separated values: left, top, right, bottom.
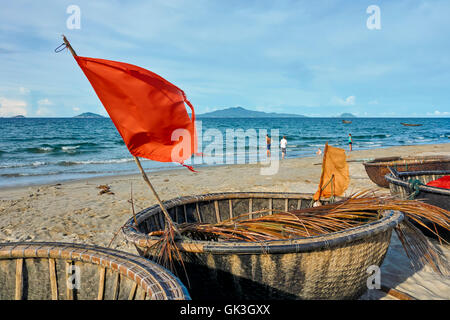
11, 115, 26, 118
339, 113, 356, 118
197, 107, 306, 118
73, 112, 105, 118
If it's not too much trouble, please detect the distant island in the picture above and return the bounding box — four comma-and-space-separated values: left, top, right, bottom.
197, 107, 306, 118
73, 112, 105, 118
338, 113, 356, 118
11, 115, 26, 118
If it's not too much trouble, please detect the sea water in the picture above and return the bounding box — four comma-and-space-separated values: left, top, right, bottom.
0, 117, 448, 188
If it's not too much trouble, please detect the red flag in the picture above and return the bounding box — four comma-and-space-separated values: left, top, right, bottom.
74, 56, 197, 165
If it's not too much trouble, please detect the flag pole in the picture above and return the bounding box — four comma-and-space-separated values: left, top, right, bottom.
133, 156, 180, 233
316, 142, 329, 201
61, 35, 180, 235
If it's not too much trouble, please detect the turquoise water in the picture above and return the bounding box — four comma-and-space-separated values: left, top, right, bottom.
0, 117, 448, 188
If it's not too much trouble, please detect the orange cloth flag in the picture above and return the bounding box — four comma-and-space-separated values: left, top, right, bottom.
74, 56, 197, 166
313, 143, 349, 201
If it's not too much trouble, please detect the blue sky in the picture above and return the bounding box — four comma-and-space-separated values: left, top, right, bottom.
0, 0, 449, 117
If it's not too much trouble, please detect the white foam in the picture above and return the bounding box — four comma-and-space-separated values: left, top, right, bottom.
62, 146, 80, 151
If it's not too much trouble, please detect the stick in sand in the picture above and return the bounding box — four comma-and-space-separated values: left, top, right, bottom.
61, 35, 180, 236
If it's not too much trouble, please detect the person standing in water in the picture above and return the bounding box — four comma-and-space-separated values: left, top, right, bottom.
348, 133, 353, 151
280, 136, 287, 160
266, 134, 271, 157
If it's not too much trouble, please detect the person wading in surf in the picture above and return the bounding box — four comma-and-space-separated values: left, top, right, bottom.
348, 133, 353, 152
280, 136, 287, 160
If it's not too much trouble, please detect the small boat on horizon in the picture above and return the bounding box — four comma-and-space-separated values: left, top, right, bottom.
342, 120, 352, 124
400, 122, 422, 127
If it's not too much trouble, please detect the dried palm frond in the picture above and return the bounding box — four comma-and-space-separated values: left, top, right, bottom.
146, 221, 191, 287
149, 191, 450, 276
395, 219, 448, 275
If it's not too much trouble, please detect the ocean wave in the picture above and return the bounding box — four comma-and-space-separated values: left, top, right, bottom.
0, 173, 31, 178
299, 136, 337, 141
16, 142, 102, 155
57, 158, 134, 166
0, 158, 135, 169
23, 146, 54, 153
5, 136, 85, 143
0, 161, 48, 169
0, 171, 62, 178
351, 134, 388, 139
61, 145, 80, 151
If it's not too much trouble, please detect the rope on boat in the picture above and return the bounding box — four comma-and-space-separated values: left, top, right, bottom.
407, 179, 423, 200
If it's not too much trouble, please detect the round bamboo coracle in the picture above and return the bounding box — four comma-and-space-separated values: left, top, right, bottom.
363, 155, 450, 188
122, 192, 404, 300
0, 242, 190, 300
386, 170, 450, 241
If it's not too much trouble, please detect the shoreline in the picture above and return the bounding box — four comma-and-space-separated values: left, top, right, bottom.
1, 142, 449, 191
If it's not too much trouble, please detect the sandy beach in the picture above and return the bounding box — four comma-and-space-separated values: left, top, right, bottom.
1, 143, 449, 300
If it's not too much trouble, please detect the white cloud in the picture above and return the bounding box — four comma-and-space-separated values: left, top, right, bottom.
427, 110, 450, 116
34, 98, 55, 116
19, 87, 30, 94
36, 106, 52, 116
37, 98, 52, 106
332, 95, 356, 106
0, 97, 28, 117
73, 107, 80, 112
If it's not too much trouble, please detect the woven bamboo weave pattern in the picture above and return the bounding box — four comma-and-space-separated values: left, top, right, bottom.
0, 242, 190, 300
122, 192, 403, 300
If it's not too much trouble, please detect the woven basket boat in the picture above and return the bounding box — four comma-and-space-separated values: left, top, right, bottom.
363, 155, 450, 188
0, 242, 190, 300
386, 170, 450, 241
122, 192, 404, 300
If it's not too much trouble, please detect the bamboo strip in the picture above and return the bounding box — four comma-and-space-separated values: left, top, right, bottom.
66, 261, 73, 300
249, 199, 253, 219
229, 199, 233, 219
128, 283, 137, 300
112, 272, 120, 300
49, 258, 58, 300
195, 203, 202, 223
214, 200, 221, 223
97, 266, 106, 300
15, 258, 23, 300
